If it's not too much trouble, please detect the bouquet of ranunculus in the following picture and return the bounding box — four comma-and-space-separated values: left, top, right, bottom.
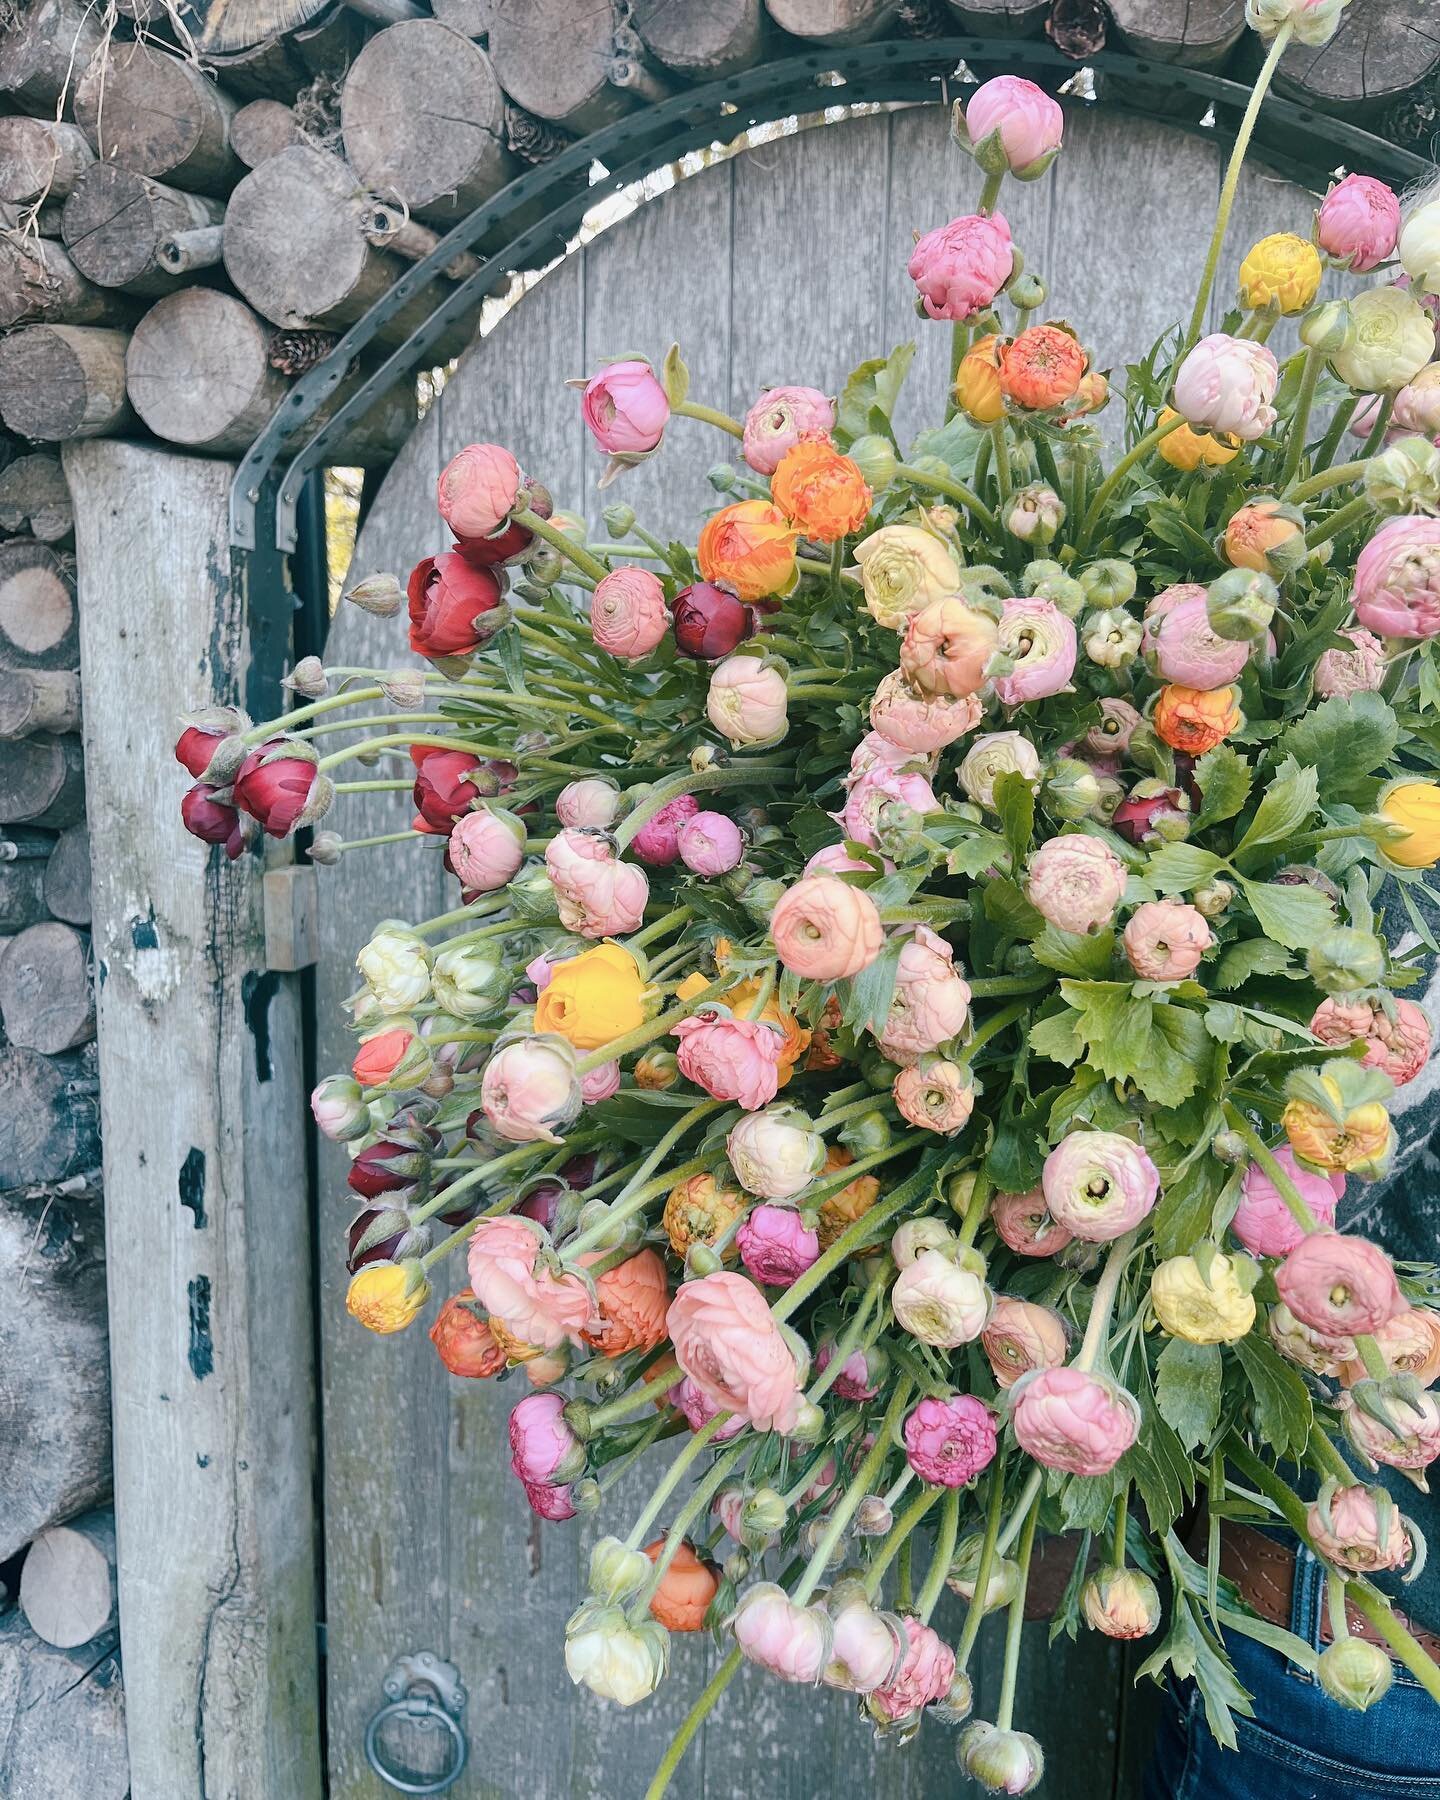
181, 14, 1440, 1792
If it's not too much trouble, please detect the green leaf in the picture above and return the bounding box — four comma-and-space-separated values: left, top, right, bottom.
1060, 981, 1209, 1108
1138, 1593, 1251, 1751
835, 342, 916, 444
1145, 842, 1227, 895
1234, 760, 1319, 858
984, 1107, 1048, 1192
1192, 745, 1252, 831
1279, 692, 1399, 805
1028, 1008, 1083, 1066
982, 876, 1044, 937
660, 342, 690, 409
495, 625, 527, 696
1032, 925, 1115, 980
944, 830, 1011, 878
1239, 876, 1335, 950
1156, 1339, 1222, 1453
838, 938, 904, 1036
1152, 1154, 1225, 1259
1231, 1331, 1313, 1463
1214, 938, 1294, 990
994, 771, 1035, 871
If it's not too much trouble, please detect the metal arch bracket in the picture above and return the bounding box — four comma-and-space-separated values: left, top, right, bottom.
363, 1651, 469, 1795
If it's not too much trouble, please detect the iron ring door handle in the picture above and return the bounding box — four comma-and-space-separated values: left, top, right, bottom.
363, 1694, 468, 1794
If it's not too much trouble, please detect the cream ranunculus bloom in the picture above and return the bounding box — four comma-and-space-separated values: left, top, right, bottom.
564, 1603, 669, 1705
1331, 287, 1436, 395
356, 925, 432, 1012
852, 525, 961, 629
1151, 1252, 1256, 1344
1400, 197, 1440, 298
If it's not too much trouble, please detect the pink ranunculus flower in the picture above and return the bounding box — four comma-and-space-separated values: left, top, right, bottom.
1122, 899, 1214, 981
1318, 173, 1401, 274
1353, 515, 1440, 639
908, 212, 1015, 321
732, 1583, 830, 1683
849, 729, 934, 781
1275, 1231, 1406, 1336
771, 874, 884, 980
590, 567, 670, 658
1174, 333, 1279, 441
1314, 626, 1387, 698
741, 385, 835, 476
666, 1270, 803, 1432
508, 1390, 583, 1486
1340, 1387, 1440, 1477
870, 668, 985, 753
436, 442, 521, 539
738, 1204, 820, 1287
981, 1297, 1069, 1390
877, 924, 971, 1063
893, 1060, 976, 1135
467, 1215, 593, 1349
805, 842, 886, 877
1338, 1306, 1440, 1390
1026, 833, 1127, 935
991, 1187, 1073, 1257
993, 597, 1078, 705
892, 1250, 992, 1348
673, 1010, 784, 1111
581, 1060, 620, 1104
902, 1393, 998, 1487
824, 1593, 904, 1695
1233, 1146, 1344, 1258
901, 596, 1000, 698
554, 776, 621, 830
1142, 583, 1251, 689
1082, 696, 1143, 759
1306, 1484, 1413, 1573
630, 793, 700, 867
447, 806, 526, 893
707, 656, 789, 747
672, 1374, 747, 1442
479, 1036, 584, 1145
961, 75, 1063, 176
1042, 1131, 1160, 1242
677, 810, 744, 876
545, 828, 649, 938
841, 763, 939, 853
867, 1618, 956, 1722
1311, 995, 1432, 1086
1010, 1366, 1140, 1476
524, 1477, 577, 1521
815, 1339, 883, 1401
580, 359, 669, 455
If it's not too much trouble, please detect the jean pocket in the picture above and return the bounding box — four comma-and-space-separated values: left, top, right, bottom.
1202, 1707, 1440, 1799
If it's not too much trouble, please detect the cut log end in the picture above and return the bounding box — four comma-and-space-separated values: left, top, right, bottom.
0, 454, 72, 542
19, 1509, 116, 1649
0, 327, 134, 442
0, 541, 77, 669
0, 920, 95, 1053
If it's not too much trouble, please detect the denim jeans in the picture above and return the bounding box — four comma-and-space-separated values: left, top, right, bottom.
1144, 1548, 1440, 1800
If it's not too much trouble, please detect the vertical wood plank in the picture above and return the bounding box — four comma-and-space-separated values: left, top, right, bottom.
65, 441, 321, 1800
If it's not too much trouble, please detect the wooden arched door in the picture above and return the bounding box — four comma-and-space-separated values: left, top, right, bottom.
316, 104, 1330, 1798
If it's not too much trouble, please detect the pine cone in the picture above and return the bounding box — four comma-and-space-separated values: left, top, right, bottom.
895, 0, 947, 36
504, 104, 572, 166
1048, 0, 1107, 58
269, 329, 341, 377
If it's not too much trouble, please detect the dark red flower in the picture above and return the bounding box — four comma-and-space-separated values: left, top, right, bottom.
347, 1130, 436, 1201
175, 724, 226, 778
453, 520, 534, 567
346, 1207, 415, 1272
232, 739, 321, 837
1112, 784, 1190, 848
672, 582, 753, 660
407, 551, 505, 660
181, 782, 249, 860
411, 746, 483, 834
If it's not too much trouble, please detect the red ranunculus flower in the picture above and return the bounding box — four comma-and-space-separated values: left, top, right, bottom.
453, 520, 534, 567
232, 740, 320, 838
180, 782, 249, 860
407, 551, 505, 660
412, 746, 483, 834
671, 582, 753, 660
175, 724, 225, 779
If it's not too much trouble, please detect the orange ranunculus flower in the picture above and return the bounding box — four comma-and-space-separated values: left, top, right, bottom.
352, 1026, 415, 1087
697, 500, 799, 600
662, 1172, 746, 1256
1224, 498, 1303, 572
771, 442, 872, 543
1156, 406, 1238, 472
999, 324, 1088, 411
429, 1290, 507, 1377
722, 975, 812, 1088
346, 1261, 430, 1334
644, 1538, 721, 1632
955, 333, 1005, 424
582, 1247, 669, 1356
816, 1144, 882, 1251
1154, 683, 1241, 755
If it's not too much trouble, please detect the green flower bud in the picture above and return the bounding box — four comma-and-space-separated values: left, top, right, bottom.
787, 1397, 827, 1443
1029, 571, 1087, 617
706, 463, 738, 494
956, 563, 1013, 608
1009, 270, 1047, 311
1365, 436, 1440, 517
907, 453, 953, 484
602, 501, 636, 537
839, 1109, 892, 1155
741, 1487, 787, 1548
946, 1168, 980, 1217
508, 860, 560, 921
959, 1722, 1045, 1795
1044, 756, 1103, 822
1079, 558, 1138, 607
1306, 927, 1386, 995
1210, 1127, 1248, 1163
571, 1478, 603, 1514
932, 1668, 975, 1725
589, 1535, 653, 1603
684, 1243, 723, 1280
1206, 567, 1279, 642
847, 434, 898, 490
1300, 298, 1355, 355
947, 1534, 1020, 1613
1317, 1637, 1394, 1711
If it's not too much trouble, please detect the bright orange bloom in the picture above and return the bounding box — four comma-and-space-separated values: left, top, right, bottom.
352, 1027, 413, 1087
722, 974, 811, 1088
771, 442, 872, 543
697, 500, 798, 600
1154, 683, 1241, 755
955, 333, 1005, 424
999, 324, 1088, 410
582, 1248, 669, 1357
643, 1539, 721, 1632
1058, 370, 1110, 423
429, 1290, 507, 1377
816, 1144, 882, 1251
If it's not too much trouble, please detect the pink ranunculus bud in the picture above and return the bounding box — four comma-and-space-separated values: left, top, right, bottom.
902, 1393, 998, 1486
1314, 626, 1387, 698
771, 874, 884, 980
1042, 1131, 1160, 1242
1025, 833, 1127, 935
1352, 515, 1440, 639
666, 1270, 803, 1432
509, 1390, 585, 1486
580, 1060, 620, 1103
1339, 1387, 1440, 1477
672, 1373, 747, 1442
1318, 174, 1401, 274
311, 1073, 368, 1141
1112, 780, 1191, 848
479, 1035, 584, 1145
676, 809, 744, 875
805, 842, 885, 877
823, 1589, 905, 1694
580, 359, 669, 455
866, 1617, 956, 1722
1275, 1231, 1406, 1336
993, 597, 1078, 705
524, 1476, 577, 1521
1339, 1306, 1440, 1389
737, 1204, 820, 1287
1010, 1366, 1140, 1476
181, 781, 252, 861
960, 75, 1064, 177
467, 1215, 593, 1349
545, 828, 649, 938
848, 728, 932, 783
1233, 1145, 1344, 1258
742, 385, 835, 476
447, 806, 526, 893
732, 1583, 831, 1683
591, 567, 670, 659
1082, 696, 1143, 759
1174, 333, 1279, 441
900, 595, 999, 698
1142, 583, 1251, 689
674, 1010, 784, 1112
876, 925, 971, 1063
991, 1187, 1073, 1257
815, 1339, 884, 1401
1122, 899, 1214, 981
555, 776, 621, 831
908, 212, 1015, 322
981, 1297, 1069, 1390
1306, 1482, 1413, 1573
841, 763, 939, 856
436, 442, 521, 540
631, 793, 700, 867
727, 1104, 824, 1201
706, 655, 789, 747
892, 1250, 992, 1348
1311, 995, 1432, 1086
870, 668, 984, 753
1394, 368, 1440, 436
893, 1059, 976, 1135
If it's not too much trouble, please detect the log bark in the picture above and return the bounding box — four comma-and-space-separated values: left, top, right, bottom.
125, 288, 289, 455
0, 920, 94, 1052
18, 1510, 116, 1649
44, 822, 91, 926
231, 98, 303, 169
946, 0, 1049, 32
0, 857, 50, 932
340, 22, 516, 225
0, 735, 86, 827
763, 0, 900, 44
0, 1182, 109, 1560
1106, 0, 1246, 66
0, 542, 78, 671
0, 670, 83, 738
156, 224, 225, 275
1272, 0, 1440, 120
75, 41, 243, 195
0, 0, 106, 119
61, 165, 226, 296
632, 0, 766, 77
0, 1615, 127, 1799
488, 0, 636, 133
0, 454, 73, 543
0, 236, 137, 332
364, 202, 482, 280
429, 0, 492, 36
0, 326, 135, 442
0, 119, 95, 207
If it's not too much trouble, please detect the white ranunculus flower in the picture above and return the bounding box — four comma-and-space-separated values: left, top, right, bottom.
563, 1603, 668, 1706
356, 925, 431, 1012
726, 1105, 825, 1201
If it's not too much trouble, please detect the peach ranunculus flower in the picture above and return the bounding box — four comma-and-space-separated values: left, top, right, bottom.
662, 1171, 746, 1256
429, 1289, 508, 1376
697, 500, 798, 601
467, 1215, 594, 1350
770, 874, 884, 980
582, 1248, 669, 1357
666, 1270, 803, 1432
900, 596, 1000, 698
1338, 1307, 1440, 1389
998, 324, 1088, 411
643, 1539, 721, 1632
892, 1059, 976, 1135
771, 442, 872, 543
816, 1144, 881, 1250
981, 1297, 1068, 1389
1153, 683, 1241, 755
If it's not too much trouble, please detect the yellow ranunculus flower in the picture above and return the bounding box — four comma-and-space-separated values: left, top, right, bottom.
534, 942, 647, 1050
1283, 1082, 1395, 1178
662, 1172, 745, 1256
721, 976, 812, 1088
1155, 407, 1238, 472
851, 524, 962, 630
346, 1261, 430, 1334
954, 333, 1005, 425
1239, 233, 1322, 316
1151, 1253, 1255, 1344
1380, 780, 1440, 869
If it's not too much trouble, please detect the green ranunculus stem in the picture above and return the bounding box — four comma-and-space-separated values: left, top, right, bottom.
1078, 414, 1188, 549
977, 168, 1005, 219
674, 399, 745, 439
624, 1411, 735, 1550
1359, 395, 1396, 460
995, 1489, 1040, 1732
1075, 1233, 1138, 1371
1346, 1580, 1440, 1705
513, 508, 612, 582
624, 905, 693, 953
864, 1486, 941, 1600
1279, 345, 1324, 490
989, 419, 1012, 506
565, 1100, 726, 1250
798, 555, 862, 585
1354, 1333, 1391, 1383
630, 1438, 750, 1616
956, 1454, 1008, 1666
587, 1362, 688, 1434
1286, 457, 1371, 504
324, 827, 439, 854
1221, 1108, 1319, 1234
807, 1268, 889, 1405
897, 1538, 913, 1609
793, 1376, 915, 1604
917, 1485, 961, 1621
1313, 396, 1359, 472
408, 1143, 543, 1227
893, 460, 999, 533
334, 778, 416, 794
964, 999, 1031, 1060
947, 321, 970, 423
247, 684, 385, 737
643, 1648, 744, 1800
996, 1467, 1043, 1558
1112, 1482, 1130, 1567
614, 761, 793, 850
573, 981, 726, 1076
1305, 494, 1371, 551
956, 1168, 992, 1251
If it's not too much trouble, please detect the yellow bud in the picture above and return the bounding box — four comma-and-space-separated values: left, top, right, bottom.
955, 333, 1005, 425
1156, 407, 1239, 472
346, 1261, 430, 1334
1239, 233, 1323, 316
1380, 780, 1440, 869
1151, 1253, 1256, 1344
